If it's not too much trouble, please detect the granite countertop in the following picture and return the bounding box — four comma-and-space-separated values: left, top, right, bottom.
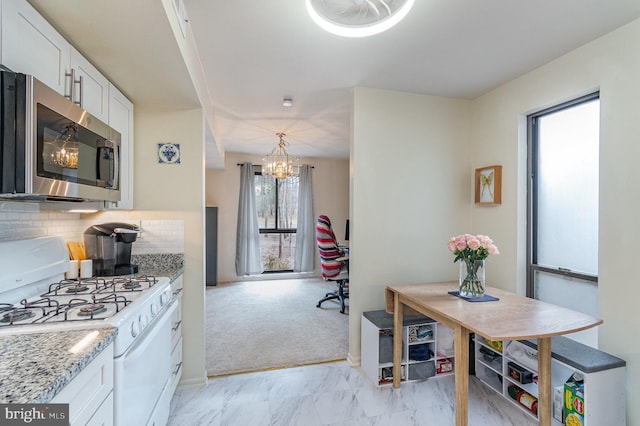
132, 253, 184, 282
0, 327, 117, 404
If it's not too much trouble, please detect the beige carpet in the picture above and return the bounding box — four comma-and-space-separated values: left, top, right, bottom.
205, 278, 348, 376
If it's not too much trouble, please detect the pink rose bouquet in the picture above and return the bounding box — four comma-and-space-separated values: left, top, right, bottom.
447, 234, 499, 263
448, 234, 499, 297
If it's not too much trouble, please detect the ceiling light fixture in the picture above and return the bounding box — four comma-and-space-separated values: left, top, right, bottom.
306, 0, 415, 38
282, 98, 293, 107
262, 132, 300, 179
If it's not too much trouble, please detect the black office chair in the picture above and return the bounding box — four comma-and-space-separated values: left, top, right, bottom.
316, 215, 349, 314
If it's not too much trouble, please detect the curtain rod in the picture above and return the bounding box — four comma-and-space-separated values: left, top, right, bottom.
236, 163, 313, 168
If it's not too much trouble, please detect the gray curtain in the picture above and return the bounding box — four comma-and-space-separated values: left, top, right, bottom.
294, 164, 315, 272
235, 163, 263, 275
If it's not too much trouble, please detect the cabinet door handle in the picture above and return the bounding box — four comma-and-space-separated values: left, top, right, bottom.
173, 361, 183, 376
64, 69, 82, 107
172, 320, 182, 332
64, 69, 75, 102
76, 74, 83, 107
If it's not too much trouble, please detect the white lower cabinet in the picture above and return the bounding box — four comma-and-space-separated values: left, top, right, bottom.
361, 310, 454, 387
51, 342, 114, 426
474, 335, 626, 425
86, 392, 114, 426
169, 275, 183, 392
169, 337, 183, 396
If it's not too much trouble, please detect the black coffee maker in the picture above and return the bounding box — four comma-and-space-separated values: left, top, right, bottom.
84, 222, 141, 276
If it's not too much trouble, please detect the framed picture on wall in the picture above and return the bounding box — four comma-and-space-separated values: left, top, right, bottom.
474, 165, 502, 205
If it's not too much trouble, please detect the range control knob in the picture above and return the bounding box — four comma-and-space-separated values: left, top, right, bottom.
160, 292, 169, 306
131, 321, 140, 338
141, 314, 149, 328
150, 303, 157, 317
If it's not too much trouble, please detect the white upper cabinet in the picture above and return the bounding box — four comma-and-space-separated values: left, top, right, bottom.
70, 48, 109, 122
1, 0, 109, 122
1, 0, 134, 210
108, 84, 134, 210
1, 0, 70, 94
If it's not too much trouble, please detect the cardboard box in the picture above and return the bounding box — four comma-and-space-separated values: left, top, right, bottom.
485, 339, 502, 352
553, 386, 563, 421
564, 381, 585, 425
436, 358, 453, 374
507, 362, 533, 384
564, 412, 584, 426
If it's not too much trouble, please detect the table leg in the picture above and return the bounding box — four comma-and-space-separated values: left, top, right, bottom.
392, 294, 404, 388
538, 337, 552, 426
454, 325, 469, 426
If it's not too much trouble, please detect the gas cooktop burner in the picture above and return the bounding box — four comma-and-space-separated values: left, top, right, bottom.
122, 282, 142, 290
0, 304, 14, 313
0, 309, 35, 323
78, 304, 107, 316
65, 285, 89, 294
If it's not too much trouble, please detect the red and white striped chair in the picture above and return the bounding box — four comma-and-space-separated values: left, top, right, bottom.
316, 215, 349, 313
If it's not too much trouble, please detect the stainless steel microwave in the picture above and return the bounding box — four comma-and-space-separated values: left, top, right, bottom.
0, 70, 121, 203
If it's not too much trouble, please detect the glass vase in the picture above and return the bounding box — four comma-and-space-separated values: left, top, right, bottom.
459, 259, 485, 298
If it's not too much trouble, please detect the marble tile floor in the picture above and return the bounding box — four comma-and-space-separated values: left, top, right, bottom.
168, 361, 538, 426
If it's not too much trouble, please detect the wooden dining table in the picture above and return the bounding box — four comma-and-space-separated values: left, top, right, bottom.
385, 281, 602, 426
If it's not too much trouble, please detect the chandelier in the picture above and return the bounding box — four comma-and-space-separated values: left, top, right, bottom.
261, 132, 300, 179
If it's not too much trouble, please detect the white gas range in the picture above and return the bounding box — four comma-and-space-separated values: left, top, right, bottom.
0, 236, 181, 426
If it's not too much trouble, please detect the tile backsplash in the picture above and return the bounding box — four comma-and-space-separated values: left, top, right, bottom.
0, 202, 81, 241
135, 220, 184, 254
0, 202, 184, 254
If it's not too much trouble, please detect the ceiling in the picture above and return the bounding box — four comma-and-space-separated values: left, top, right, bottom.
28, 0, 640, 168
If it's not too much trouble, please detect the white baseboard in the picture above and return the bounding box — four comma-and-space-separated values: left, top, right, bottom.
347, 351, 361, 367
177, 373, 208, 390
219, 272, 319, 283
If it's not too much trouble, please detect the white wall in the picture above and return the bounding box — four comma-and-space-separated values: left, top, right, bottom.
349, 87, 471, 363
132, 106, 207, 388
469, 18, 640, 423
206, 151, 349, 283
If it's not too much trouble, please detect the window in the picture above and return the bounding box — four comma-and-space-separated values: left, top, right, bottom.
255, 173, 299, 272
527, 93, 599, 345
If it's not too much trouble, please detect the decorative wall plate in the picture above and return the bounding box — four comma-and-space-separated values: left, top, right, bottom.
158, 143, 181, 164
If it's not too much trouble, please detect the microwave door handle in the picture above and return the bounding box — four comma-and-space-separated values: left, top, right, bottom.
96, 139, 118, 189
112, 142, 119, 190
